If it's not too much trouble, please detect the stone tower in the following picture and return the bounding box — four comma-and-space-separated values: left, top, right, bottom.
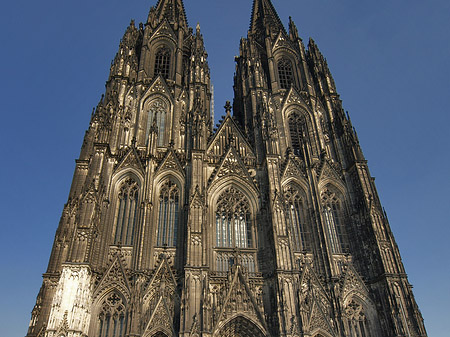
26, 1, 427, 337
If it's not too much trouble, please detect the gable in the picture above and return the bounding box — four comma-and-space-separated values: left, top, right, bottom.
143, 255, 178, 304
93, 256, 131, 303
150, 19, 177, 43
282, 86, 312, 111
143, 297, 176, 337
207, 146, 256, 189
207, 115, 255, 166
282, 155, 307, 181
273, 31, 295, 53
142, 75, 173, 102
114, 146, 145, 175
339, 265, 370, 301
215, 266, 267, 332
155, 148, 185, 176
318, 159, 343, 183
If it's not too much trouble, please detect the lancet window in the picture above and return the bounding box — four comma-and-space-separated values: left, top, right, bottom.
288, 112, 307, 156
113, 178, 139, 246
284, 185, 311, 252
97, 292, 127, 337
278, 57, 294, 89
154, 47, 171, 79
215, 187, 252, 248
145, 99, 167, 147
321, 189, 349, 254
156, 180, 179, 247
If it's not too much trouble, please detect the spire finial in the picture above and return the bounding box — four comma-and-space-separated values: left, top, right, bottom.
224, 101, 232, 115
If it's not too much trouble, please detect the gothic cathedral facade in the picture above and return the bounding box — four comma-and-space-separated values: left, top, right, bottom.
26, 1, 427, 337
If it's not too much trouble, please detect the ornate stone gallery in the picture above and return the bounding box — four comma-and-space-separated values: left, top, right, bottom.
26, 1, 427, 337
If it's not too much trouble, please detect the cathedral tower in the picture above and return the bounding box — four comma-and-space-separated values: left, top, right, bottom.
27, 1, 427, 337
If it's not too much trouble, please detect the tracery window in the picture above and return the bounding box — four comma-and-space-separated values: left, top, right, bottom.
321, 189, 349, 254
154, 47, 171, 79
215, 187, 252, 248
278, 57, 294, 89
288, 112, 306, 156
345, 300, 372, 337
97, 292, 127, 337
156, 180, 179, 247
217, 316, 265, 337
215, 187, 255, 273
145, 99, 167, 147
113, 178, 139, 246
284, 185, 311, 252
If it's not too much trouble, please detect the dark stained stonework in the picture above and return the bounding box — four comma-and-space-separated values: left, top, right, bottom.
26, 1, 427, 337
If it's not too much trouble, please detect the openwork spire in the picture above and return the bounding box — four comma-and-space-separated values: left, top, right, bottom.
250, 0, 285, 38
151, 0, 188, 29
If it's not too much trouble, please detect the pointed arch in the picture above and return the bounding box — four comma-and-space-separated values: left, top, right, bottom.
287, 110, 307, 156
214, 315, 266, 337
92, 290, 129, 337
152, 172, 184, 250
215, 186, 252, 249
156, 179, 180, 247
283, 182, 312, 252
151, 332, 168, 337
147, 21, 176, 79
154, 46, 171, 79
277, 57, 294, 89
113, 177, 139, 245
282, 104, 317, 158
110, 173, 142, 246
208, 175, 259, 214
310, 330, 334, 337
343, 294, 381, 337
145, 97, 168, 147
209, 179, 259, 273
320, 184, 349, 254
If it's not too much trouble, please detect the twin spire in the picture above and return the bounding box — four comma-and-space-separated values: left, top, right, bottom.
150, 0, 284, 36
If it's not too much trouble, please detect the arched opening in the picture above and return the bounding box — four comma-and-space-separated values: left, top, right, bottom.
215, 186, 252, 249
113, 177, 140, 246
277, 57, 294, 89
321, 187, 349, 254
284, 184, 311, 252
145, 98, 168, 147
288, 111, 307, 157
156, 179, 180, 247
151, 332, 168, 337
344, 298, 376, 337
214, 186, 256, 273
154, 47, 171, 79
216, 316, 265, 337
96, 292, 128, 337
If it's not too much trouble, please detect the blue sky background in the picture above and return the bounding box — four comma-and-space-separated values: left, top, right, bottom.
0, 1, 449, 336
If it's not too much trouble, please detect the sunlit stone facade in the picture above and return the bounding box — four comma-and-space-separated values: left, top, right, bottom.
26, 1, 427, 336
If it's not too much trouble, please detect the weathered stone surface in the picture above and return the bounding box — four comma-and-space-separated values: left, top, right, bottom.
26, 1, 427, 337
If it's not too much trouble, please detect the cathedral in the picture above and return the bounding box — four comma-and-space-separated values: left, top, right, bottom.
26, 1, 427, 336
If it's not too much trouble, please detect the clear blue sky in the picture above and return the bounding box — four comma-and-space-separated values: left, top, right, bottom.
0, 1, 448, 336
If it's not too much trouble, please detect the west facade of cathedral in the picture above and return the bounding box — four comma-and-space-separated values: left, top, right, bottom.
26, 1, 427, 337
